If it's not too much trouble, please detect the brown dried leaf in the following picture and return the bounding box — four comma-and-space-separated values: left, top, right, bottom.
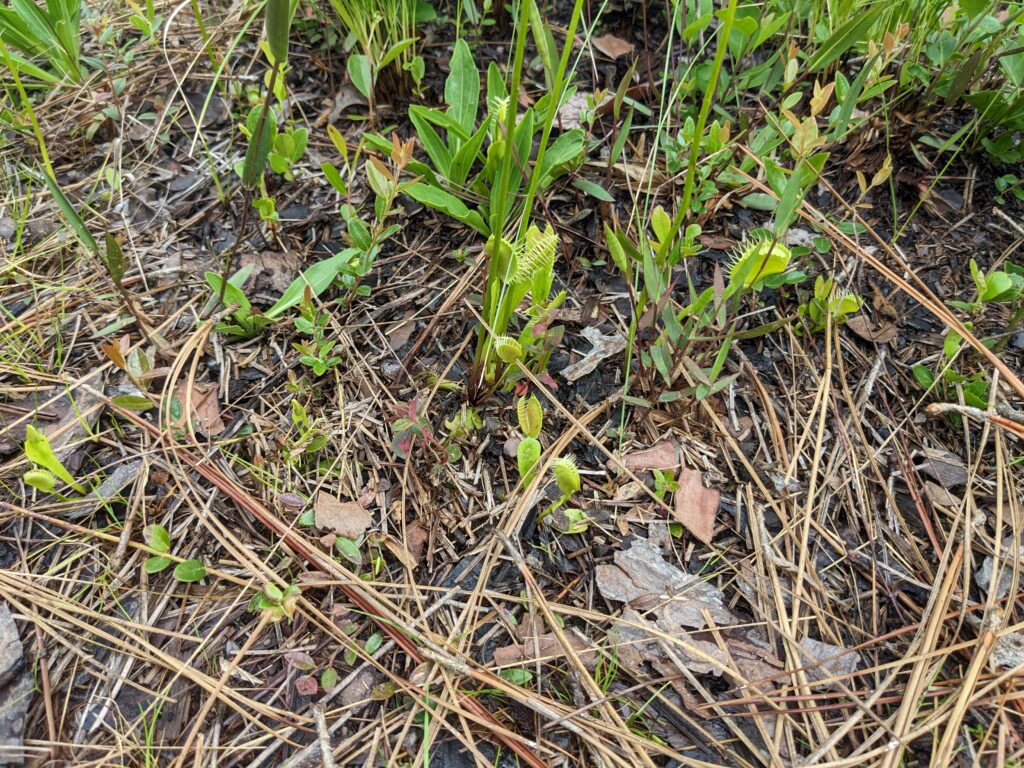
673, 468, 719, 545
314, 492, 372, 539
592, 33, 634, 59
595, 538, 734, 629
172, 381, 225, 436
405, 521, 429, 565
845, 314, 898, 344
491, 633, 597, 668
609, 440, 680, 472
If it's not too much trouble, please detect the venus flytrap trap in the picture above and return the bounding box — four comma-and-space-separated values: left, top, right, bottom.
798, 275, 863, 334
23, 424, 85, 495
516, 394, 543, 485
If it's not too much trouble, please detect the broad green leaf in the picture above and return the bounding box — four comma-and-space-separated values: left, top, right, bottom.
364, 631, 383, 655
405, 182, 488, 234
145, 555, 172, 574
913, 364, 936, 389
145, 523, 171, 553
807, 7, 882, 72
173, 559, 207, 583
573, 178, 614, 202
449, 115, 491, 186
321, 162, 347, 195
347, 54, 372, 100
445, 39, 480, 138
336, 536, 362, 565
378, 37, 416, 71
408, 106, 453, 176
103, 233, 126, 284
111, 394, 154, 411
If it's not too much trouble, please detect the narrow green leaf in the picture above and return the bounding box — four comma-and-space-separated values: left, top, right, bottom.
265, 0, 293, 65
41, 171, 98, 255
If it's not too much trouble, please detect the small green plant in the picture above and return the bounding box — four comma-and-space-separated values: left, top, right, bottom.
269, 125, 308, 180
294, 292, 342, 377
798, 275, 863, 334
516, 394, 543, 485
328, 0, 434, 108
442, 404, 483, 461
250, 582, 302, 622
950, 259, 1024, 313
913, 323, 991, 412
143, 524, 207, 582
23, 424, 85, 494
652, 469, 679, 501
391, 398, 437, 459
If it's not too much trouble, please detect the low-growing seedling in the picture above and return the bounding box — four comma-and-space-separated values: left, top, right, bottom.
23, 424, 85, 495
294, 291, 342, 377
250, 582, 302, 622
143, 524, 207, 583
799, 275, 863, 334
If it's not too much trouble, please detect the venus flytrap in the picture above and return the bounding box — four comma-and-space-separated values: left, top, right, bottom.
799, 275, 863, 334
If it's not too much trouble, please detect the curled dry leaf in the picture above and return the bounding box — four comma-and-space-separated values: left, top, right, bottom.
673, 468, 719, 545
561, 326, 627, 382
845, 314, 898, 344
314, 491, 372, 539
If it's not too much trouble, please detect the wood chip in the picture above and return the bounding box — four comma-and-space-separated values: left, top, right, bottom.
561, 326, 627, 381
609, 440, 680, 472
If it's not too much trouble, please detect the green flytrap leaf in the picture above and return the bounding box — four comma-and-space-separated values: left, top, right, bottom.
24, 424, 85, 494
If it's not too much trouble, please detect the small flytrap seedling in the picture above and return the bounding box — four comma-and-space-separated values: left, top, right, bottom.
22, 425, 85, 495
513, 394, 588, 534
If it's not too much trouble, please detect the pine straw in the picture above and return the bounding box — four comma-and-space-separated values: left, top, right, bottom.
2, 3, 1024, 767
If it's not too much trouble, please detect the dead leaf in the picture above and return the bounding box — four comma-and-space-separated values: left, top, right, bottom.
870, 282, 898, 319
0, 370, 103, 458
595, 537, 734, 629
673, 468, 719, 544
609, 440, 680, 472
314, 492, 372, 539
797, 638, 861, 691
993, 632, 1024, 669
697, 234, 736, 251
387, 310, 416, 351
913, 447, 968, 487
173, 381, 225, 436
561, 326, 627, 381
845, 315, 898, 344
379, 533, 417, 569
492, 633, 597, 668
406, 521, 429, 564
240, 251, 302, 294
592, 33, 634, 59
923, 480, 960, 507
